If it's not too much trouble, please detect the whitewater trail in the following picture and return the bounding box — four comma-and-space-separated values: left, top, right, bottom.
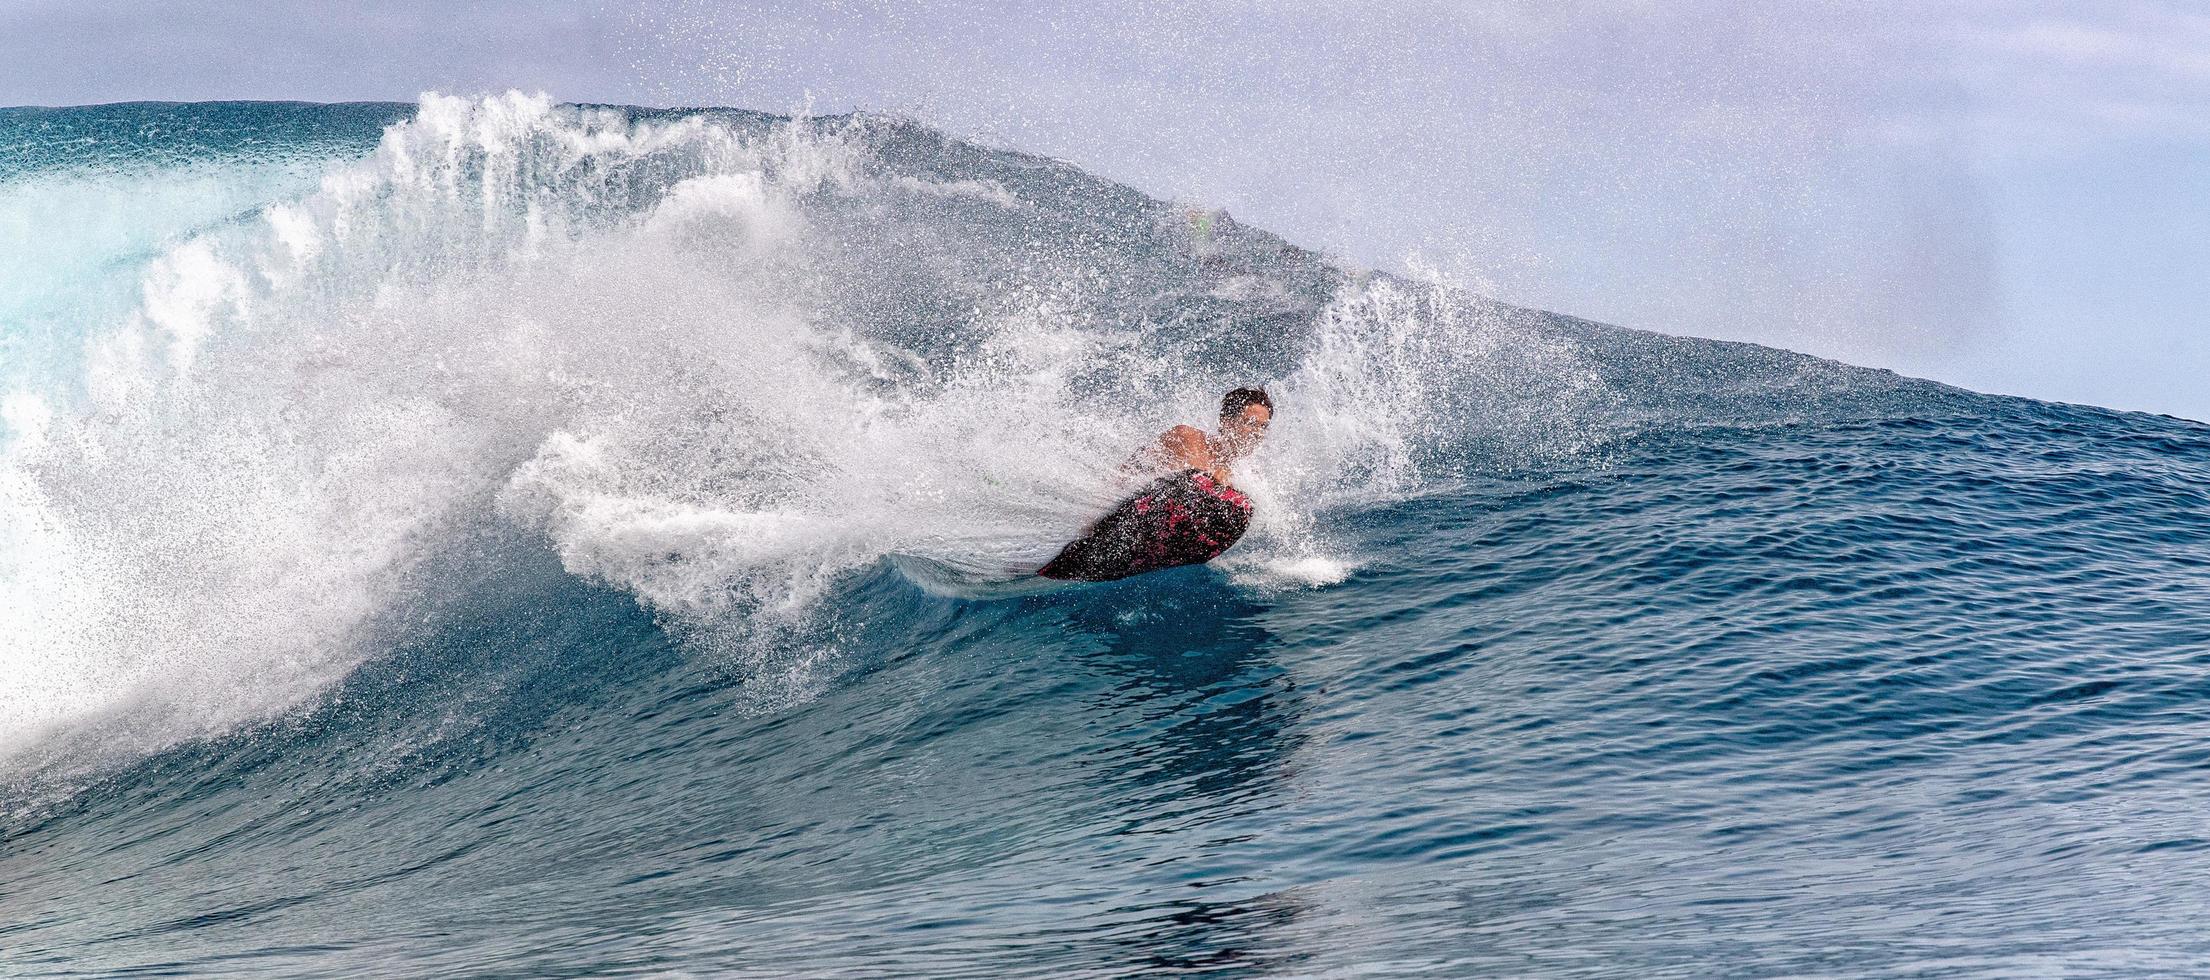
0, 93, 1601, 777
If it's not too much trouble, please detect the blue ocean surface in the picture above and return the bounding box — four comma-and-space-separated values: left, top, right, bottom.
3, 96, 2209, 977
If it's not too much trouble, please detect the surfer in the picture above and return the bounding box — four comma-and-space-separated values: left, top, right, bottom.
1132, 387, 1273, 486
1039, 388, 1273, 581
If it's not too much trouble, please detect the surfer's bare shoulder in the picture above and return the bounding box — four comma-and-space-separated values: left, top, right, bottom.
1157, 425, 1213, 470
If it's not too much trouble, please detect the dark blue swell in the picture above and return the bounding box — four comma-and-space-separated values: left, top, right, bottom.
7, 395, 2209, 977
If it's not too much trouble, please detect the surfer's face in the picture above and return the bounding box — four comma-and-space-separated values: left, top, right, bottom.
1220, 403, 1272, 456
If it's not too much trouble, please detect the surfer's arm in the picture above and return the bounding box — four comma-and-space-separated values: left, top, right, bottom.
1119, 424, 1209, 478
1158, 425, 1213, 472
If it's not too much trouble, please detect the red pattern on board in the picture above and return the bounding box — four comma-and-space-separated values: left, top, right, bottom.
1037, 469, 1254, 581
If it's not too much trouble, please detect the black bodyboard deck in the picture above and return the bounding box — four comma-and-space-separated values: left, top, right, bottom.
1039, 469, 1253, 582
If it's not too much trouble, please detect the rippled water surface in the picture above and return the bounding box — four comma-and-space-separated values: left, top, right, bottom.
4, 99, 2209, 977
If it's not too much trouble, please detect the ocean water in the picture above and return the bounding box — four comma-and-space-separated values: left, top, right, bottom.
3, 95, 2209, 978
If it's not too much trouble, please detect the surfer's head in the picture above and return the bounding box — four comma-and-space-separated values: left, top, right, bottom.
1218, 387, 1273, 456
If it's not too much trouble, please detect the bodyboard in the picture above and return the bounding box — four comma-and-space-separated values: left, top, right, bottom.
1038, 469, 1253, 582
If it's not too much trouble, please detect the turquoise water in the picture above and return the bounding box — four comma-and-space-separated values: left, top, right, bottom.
4, 97, 2209, 977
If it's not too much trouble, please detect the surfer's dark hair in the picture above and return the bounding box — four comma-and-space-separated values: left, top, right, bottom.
1221, 387, 1272, 420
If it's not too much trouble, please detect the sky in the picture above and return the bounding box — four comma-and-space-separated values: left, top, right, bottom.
2, 0, 2205, 420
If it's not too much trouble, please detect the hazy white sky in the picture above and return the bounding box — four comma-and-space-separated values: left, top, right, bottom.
4, 0, 2205, 419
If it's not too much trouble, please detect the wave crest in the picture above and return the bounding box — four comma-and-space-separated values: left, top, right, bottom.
0, 92, 1938, 780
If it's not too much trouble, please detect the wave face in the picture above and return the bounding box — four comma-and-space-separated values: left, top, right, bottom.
4, 95, 2209, 977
